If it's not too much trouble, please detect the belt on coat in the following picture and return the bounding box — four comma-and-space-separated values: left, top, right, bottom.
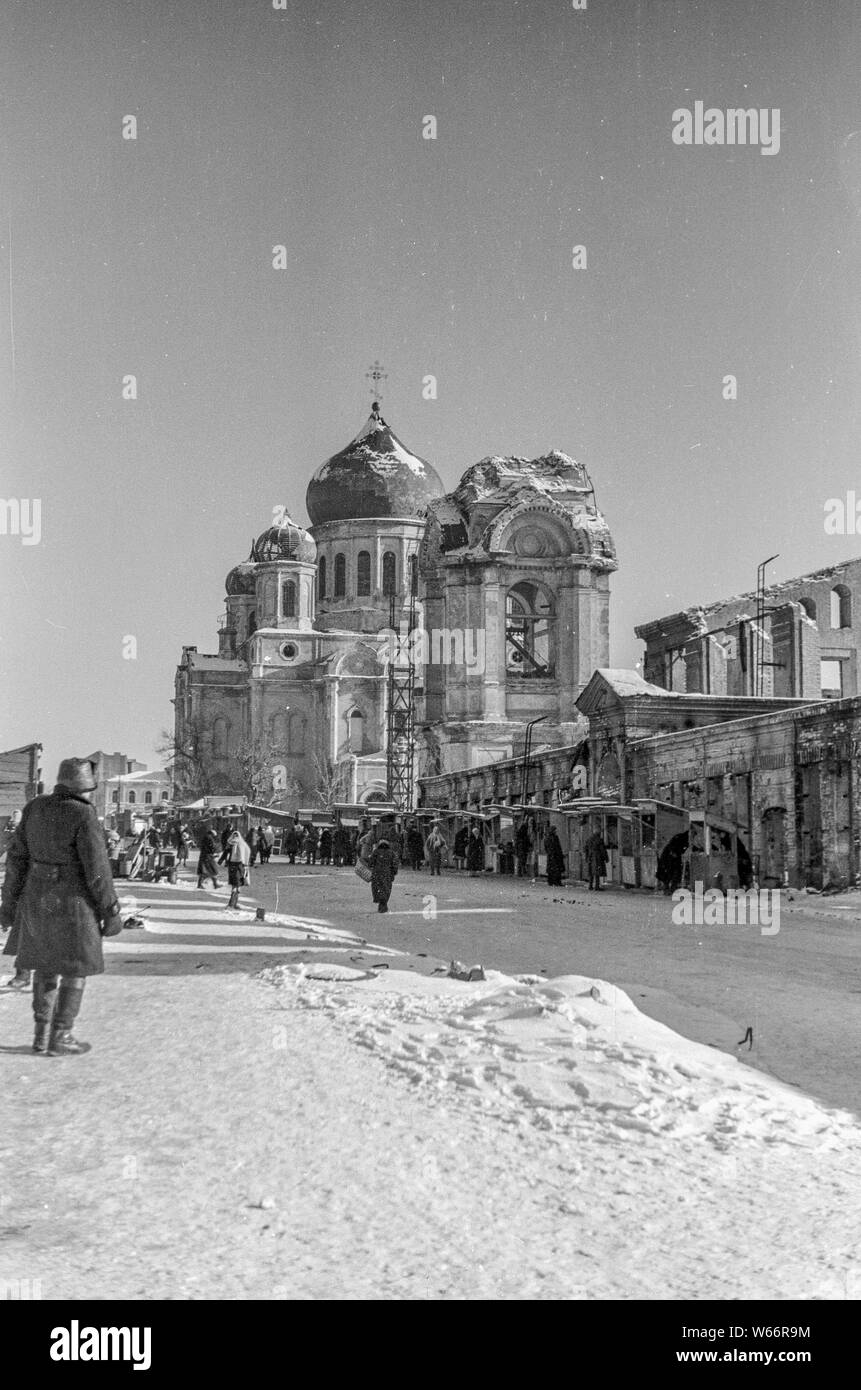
29, 860, 78, 882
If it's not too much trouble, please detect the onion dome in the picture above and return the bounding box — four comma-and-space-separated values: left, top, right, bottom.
225, 560, 256, 596
306, 403, 444, 525
252, 512, 316, 563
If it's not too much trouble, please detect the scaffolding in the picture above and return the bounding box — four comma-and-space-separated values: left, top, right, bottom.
385, 576, 418, 811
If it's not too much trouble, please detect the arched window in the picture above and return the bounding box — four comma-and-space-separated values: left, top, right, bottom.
248, 611, 257, 638
161, 791, 169, 801
318, 556, 326, 599
334, 553, 346, 597
799, 596, 817, 621
357, 551, 371, 596
408, 553, 418, 597
349, 709, 364, 753
382, 551, 397, 596
144, 791, 153, 805
212, 716, 229, 758
128, 791, 136, 804
505, 581, 555, 677
831, 585, 851, 629
269, 711, 288, 747
111, 790, 119, 803
281, 580, 296, 618
287, 712, 306, 755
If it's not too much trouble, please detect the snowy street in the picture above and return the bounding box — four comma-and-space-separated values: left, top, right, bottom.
2, 868, 860, 1300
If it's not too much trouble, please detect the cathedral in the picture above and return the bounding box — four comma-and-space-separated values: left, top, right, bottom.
173, 401, 617, 806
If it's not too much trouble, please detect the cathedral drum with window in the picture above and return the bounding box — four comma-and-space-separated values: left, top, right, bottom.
419, 448, 617, 775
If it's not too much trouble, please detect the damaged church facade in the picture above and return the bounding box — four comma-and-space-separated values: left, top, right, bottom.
174, 403, 615, 807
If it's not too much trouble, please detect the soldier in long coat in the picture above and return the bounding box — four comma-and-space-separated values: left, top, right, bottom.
0, 758, 120, 1056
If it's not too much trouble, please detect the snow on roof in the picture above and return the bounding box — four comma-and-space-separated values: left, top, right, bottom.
105, 767, 169, 784
592, 668, 674, 698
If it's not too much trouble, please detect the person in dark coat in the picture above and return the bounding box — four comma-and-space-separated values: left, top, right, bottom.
319, 828, 332, 865
466, 826, 485, 876
453, 825, 468, 869
197, 824, 221, 889
657, 832, 687, 894
284, 825, 300, 864
514, 821, 531, 877
304, 824, 319, 865
584, 828, 608, 891
406, 823, 424, 871
544, 825, 565, 887
259, 824, 274, 864
0, 758, 120, 1056
368, 838, 397, 913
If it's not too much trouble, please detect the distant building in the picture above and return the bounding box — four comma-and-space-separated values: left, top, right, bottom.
0, 743, 42, 826
88, 751, 147, 821
103, 767, 171, 818
635, 557, 861, 702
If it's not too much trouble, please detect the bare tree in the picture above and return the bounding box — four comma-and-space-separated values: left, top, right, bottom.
312, 754, 349, 809
230, 735, 296, 805
157, 724, 216, 802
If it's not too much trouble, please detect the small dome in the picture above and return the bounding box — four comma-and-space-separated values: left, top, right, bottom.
306, 404, 444, 525
225, 561, 256, 596
252, 513, 316, 563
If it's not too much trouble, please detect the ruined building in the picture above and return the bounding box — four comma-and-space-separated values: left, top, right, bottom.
636, 558, 861, 702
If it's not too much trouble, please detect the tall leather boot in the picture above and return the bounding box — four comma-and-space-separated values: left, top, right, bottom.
47, 979, 90, 1056
32, 973, 59, 1054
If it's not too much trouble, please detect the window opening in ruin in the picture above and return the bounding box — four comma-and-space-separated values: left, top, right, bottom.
505, 581, 554, 677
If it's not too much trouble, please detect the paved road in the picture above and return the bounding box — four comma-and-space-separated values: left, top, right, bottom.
251, 861, 861, 1117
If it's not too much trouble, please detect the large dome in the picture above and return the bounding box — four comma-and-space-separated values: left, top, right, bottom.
252, 513, 316, 563
306, 404, 444, 525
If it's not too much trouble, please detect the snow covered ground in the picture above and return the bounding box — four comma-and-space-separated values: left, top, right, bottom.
2, 879, 860, 1300
257, 962, 861, 1299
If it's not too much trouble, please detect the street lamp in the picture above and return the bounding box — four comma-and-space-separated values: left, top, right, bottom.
520, 715, 548, 810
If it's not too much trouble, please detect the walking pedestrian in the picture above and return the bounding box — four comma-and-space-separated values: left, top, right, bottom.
176, 827, 192, 867
406, 822, 424, 871
225, 828, 251, 909
514, 820, 531, 877
197, 823, 221, 889
0, 757, 121, 1056
284, 824, 300, 864
368, 837, 398, 913
544, 824, 565, 887
304, 824, 319, 865
453, 824, 468, 870
260, 823, 274, 864
584, 827, 608, 891
319, 827, 332, 865
466, 825, 485, 877
424, 821, 447, 876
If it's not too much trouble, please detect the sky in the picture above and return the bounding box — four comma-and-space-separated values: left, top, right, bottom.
2, 0, 861, 781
